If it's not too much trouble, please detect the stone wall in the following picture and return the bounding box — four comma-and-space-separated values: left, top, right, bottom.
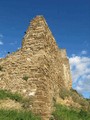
0, 16, 72, 120
60, 49, 72, 89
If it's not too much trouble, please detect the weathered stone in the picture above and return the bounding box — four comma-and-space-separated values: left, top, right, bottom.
0, 15, 72, 120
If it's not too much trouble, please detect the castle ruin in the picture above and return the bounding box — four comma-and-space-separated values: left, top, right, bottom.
0, 16, 72, 120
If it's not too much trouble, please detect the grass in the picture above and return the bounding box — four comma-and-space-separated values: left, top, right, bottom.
0, 89, 23, 102
52, 104, 90, 120
0, 89, 41, 120
0, 89, 33, 109
0, 109, 41, 120
1, 89, 90, 120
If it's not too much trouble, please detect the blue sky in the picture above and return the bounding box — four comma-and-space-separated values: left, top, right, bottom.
0, 0, 90, 98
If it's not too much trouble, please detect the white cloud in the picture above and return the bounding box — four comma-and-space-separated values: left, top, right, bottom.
0, 41, 3, 45
81, 50, 87, 55
69, 55, 90, 97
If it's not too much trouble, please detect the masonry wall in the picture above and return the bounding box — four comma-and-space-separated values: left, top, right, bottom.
60, 49, 72, 89
0, 16, 72, 120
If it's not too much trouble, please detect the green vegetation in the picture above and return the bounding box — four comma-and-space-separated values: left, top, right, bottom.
52, 104, 90, 120
22, 75, 29, 81
0, 89, 90, 120
59, 88, 90, 110
0, 89, 23, 102
59, 88, 82, 100
0, 89, 32, 109
69, 89, 90, 109
0, 89, 41, 120
0, 109, 41, 120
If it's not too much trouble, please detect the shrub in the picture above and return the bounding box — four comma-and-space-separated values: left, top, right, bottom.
22, 75, 29, 81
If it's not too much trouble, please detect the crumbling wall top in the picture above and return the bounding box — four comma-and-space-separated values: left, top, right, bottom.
60, 49, 67, 58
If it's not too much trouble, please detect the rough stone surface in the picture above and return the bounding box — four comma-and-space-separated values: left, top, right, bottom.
57, 97, 81, 109
0, 16, 72, 120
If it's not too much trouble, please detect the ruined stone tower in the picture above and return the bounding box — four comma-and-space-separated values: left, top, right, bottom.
0, 16, 72, 120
